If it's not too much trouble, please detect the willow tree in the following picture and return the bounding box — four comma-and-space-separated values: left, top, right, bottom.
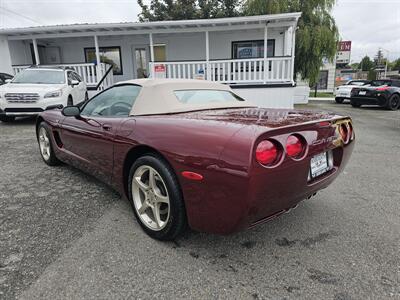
137, 0, 240, 21
243, 0, 339, 86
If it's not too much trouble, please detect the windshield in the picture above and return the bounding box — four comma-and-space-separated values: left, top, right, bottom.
370, 80, 391, 87
174, 90, 245, 105
12, 70, 65, 84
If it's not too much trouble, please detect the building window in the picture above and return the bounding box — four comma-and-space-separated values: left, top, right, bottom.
232, 40, 275, 59
84, 46, 123, 75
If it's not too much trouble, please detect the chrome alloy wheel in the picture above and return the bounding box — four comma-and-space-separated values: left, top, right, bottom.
131, 165, 170, 231
38, 127, 51, 161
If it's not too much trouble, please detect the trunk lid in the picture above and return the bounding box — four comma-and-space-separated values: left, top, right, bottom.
172, 107, 344, 129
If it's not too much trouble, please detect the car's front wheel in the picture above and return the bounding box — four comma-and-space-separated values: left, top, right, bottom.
335, 97, 344, 104
128, 155, 187, 240
386, 94, 400, 110
0, 115, 15, 123
37, 122, 61, 166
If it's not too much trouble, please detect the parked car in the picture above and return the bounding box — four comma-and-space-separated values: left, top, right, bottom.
334, 80, 370, 103
0, 72, 13, 85
0, 67, 87, 122
350, 79, 400, 110
35, 79, 355, 240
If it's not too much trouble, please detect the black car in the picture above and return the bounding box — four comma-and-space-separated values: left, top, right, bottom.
0, 73, 13, 85
350, 79, 400, 110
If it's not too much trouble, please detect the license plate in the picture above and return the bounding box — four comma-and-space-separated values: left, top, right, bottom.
359, 91, 367, 95
310, 152, 330, 179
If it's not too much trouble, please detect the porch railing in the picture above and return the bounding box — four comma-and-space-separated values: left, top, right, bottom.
149, 57, 293, 84
11, 62, 114, 90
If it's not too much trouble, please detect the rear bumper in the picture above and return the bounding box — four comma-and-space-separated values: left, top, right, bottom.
182, 140, 354, 235
335, 91, 351, 98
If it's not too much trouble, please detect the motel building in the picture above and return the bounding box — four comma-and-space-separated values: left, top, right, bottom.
0, 13, 303, 108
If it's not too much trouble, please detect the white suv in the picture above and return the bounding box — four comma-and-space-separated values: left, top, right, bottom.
0, 67, 87, 122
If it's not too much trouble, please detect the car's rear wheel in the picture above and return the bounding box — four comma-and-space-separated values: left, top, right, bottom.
67, 96, 73, 106
0, 116, 15, 122
128, 155, 187, 240
350, 99, 361, 108
37, 122, 61, 166
386, 94, 400, 110
335, 97, 344, 104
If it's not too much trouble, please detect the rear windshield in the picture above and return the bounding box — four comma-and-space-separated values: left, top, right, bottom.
12, 70, 65, 84
174, 89, 245, 105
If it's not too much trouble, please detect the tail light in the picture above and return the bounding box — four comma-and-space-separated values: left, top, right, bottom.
375, 86, 390, 91
339, 123, 349, 144
256, 140, 280, 166
286, 135, 306, 159
348, 122, 354, 140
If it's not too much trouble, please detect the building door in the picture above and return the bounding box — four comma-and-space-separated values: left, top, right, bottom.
134, 48, 148, 78
133, 44, 166, 79
317, 70, 329, 90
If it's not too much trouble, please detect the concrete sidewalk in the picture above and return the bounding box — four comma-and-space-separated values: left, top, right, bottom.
308, 97, 335, 101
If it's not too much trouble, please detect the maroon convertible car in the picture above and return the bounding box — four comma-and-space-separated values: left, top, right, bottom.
36, 79, 354, 240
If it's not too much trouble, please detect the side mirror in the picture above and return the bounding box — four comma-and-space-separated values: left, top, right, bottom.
62, 106, 80, 117
70, 79, 79, 86
5, 79, 12, 83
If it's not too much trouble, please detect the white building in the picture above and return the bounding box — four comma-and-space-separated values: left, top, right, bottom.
0, 13, 301, 108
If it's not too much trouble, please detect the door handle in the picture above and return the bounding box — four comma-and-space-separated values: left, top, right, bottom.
102, 124, 112, 131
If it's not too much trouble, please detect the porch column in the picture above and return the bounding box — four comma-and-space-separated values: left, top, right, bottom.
263, 24, 268, 84
149, 33, 154, 77
32, 39, 40, 65
94, 35, 102, 81
283, 27, 291, 56
290, 26, 296, 85
205, 31, 210, 80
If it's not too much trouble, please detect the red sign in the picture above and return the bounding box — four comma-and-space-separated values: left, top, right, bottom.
338, 41, 351, 52
154, 64, 166, 72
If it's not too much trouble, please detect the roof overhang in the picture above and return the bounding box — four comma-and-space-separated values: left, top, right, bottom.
0, 13, 301, 41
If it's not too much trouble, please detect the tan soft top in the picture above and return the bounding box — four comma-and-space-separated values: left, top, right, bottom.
115, 79, 255, 116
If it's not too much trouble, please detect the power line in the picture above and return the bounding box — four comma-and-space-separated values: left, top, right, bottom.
0, 6, 43, 26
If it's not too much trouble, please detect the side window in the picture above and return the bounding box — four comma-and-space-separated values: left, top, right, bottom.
72, 72, 82, 82
80, 85, 141, 117
392, 81, 400, 87
0, 75, 4, 84
67, 71, 74, 85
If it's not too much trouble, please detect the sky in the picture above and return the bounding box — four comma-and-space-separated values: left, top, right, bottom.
0, 0, 399, 62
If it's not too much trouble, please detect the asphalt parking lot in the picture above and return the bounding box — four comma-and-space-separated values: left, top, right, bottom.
0, 101, 399, 300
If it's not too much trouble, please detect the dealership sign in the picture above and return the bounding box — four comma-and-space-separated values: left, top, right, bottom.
336, 41, 352, 64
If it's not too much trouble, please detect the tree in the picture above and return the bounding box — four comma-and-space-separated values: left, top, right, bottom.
367, 69, 377, 80
350, 62, 359, 70
374, 49, 385, 67
391, 58, 400, 71
359, 56, 374, 71
243, 0, 339, 86
137, 0, 240, 21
